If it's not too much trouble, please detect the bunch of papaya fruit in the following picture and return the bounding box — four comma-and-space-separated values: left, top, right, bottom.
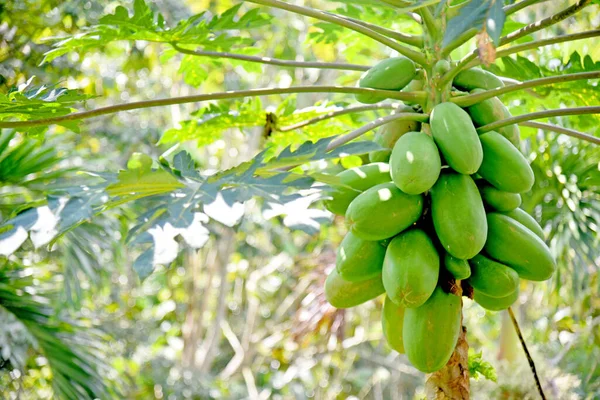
323, 57, 557, 373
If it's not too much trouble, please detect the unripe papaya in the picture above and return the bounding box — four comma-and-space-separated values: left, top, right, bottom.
485, 213, 556, 281
478, 131, 534, 193
403, 286, 461, 373
468, 254, 519, 298
369, 116, 421, 163
382, 296, 405, 354
324, 163, 391, 216
325, 268, 385, 308
433, 60, 451, 76
480, 185, 522, 212
382, 229, 439, 308
453, 68, 504, 91
466, 90, 520, 146
474, 286, 519, 311
356, 57, 416, 104
430, 102, 483, 174
336, 231, 386, 282
390, 131, 441, 194
346, 182, 423, 241
401, 69, 425, 106
444, 253, 471, 280
430, 173, 487, 259
503, 208, 544, 239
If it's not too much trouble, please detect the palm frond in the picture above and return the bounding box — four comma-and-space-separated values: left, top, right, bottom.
0, 264, 116, 399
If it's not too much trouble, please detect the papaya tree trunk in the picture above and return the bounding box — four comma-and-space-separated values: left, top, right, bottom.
425, 308, 470, 399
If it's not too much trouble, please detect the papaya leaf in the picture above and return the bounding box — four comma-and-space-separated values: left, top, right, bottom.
42, 1, 271, 63
468, 351, 497, 382
443, 0, 506, 47
159, 99, 266, 146
0, 79, 93, 134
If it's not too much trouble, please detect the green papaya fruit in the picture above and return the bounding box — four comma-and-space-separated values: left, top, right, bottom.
468, 254, 519, 298
480, 185, 522, 211
382, 229, 439, 308
433, 60, 451, 76
401, 69, 425, 106
403, 286, 461, 373
390, 131, 441, 194
444, 253, 471, 280
453, 68, 504, 91
474, 286, 520, 311
430, 173, 487, 259
325, 268, 385, 308
336, 231, 386, 282
478, 131, 534, 193
346, 182, 424, 241
324, 162, 392, 216
430, 102, 483, 174
467, 90, 520, 146
356, 57, 417, 104
382, 295, 406, 354
503, 208, 544, 239
369, 115, 422, 163
485, 213, 556, 281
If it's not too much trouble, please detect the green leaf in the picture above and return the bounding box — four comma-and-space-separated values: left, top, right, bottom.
106, 167, 184, 201
43, 1, 271, 63
159, 99, 266, 146
443, 0, 506, 47
468, 351, 497, 382
0, 80, 93, 134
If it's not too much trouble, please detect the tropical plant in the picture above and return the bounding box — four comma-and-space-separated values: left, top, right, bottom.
1, 0, 599, 399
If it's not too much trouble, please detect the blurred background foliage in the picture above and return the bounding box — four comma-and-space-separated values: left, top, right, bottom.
0, 0, 599, 399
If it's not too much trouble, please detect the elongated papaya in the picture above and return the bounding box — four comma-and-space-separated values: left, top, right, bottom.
480, 185, 522, 211
369, 116, 422, 163
485, 213, 556, 281
478, 131, 534, 193
390, 131, 441, 194
467, 90, 520, 146
431, 173, 487, 259
453, 68, 504, 91
403, 286, 461, 373
346, 182, 424, 241
401, 71, 424, 106
336, 231, 386, 282
382, 296, 405, 354
324, 163, 392, 216
430, 102, 483, 174
503, 208, 544, 239
383, 229, 439, 308
474, 286, 519, 311
468, 254, 519, 298
444, 253, 471, 280
325, 268, 385, 308
356, 57, 416, 104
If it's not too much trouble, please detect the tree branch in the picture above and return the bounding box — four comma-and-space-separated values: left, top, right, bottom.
171, 43, 369, 71
326, 112, 429, 151
476, 106, 600, 135
443, 0, 592, 83
504, 0, 549, 16
519, 121, 600, 145
331, 13, 423, 47
500, 0, 592, 47
464, 30, 600, 70
244, 0, 428, 65
452, 71, 600, 107
419, 6, 440, 42
508, 307, 547, 400
278, 104, 406, 132
0, 86, 428, 129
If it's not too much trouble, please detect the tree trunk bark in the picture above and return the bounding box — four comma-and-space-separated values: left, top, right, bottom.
425, 309, 470, 399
